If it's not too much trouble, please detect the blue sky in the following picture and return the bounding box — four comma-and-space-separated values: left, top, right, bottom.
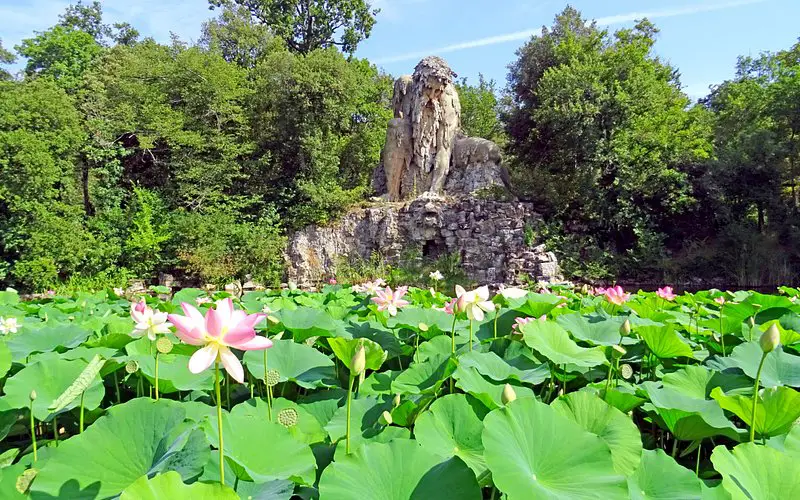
1, 0, 799, 98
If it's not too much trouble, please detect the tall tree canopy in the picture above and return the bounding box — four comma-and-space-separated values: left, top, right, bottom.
209, 0, 378, 54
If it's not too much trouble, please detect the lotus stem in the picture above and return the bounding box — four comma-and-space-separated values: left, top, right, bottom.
450, 314, 457, 393
214, 360, 225, 485
469, 319, 474, 352
604, 363, 613, 399
53, 415, 58, 446
113, 370, 121, 404
155, 350, 160, 401
264, 349, 272, 421
749, 352, 768, 442
226, 373, 231, 409
346, 375, 355, 454
695, 441, 702, 476
719, 305, 726, 356
29, 401, 37, 462
79, 392, 85, 433
493, 307, 500, 339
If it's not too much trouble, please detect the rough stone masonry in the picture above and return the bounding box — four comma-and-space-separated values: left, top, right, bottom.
285, 57, 560, 287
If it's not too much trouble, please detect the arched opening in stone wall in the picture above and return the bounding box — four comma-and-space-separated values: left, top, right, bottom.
422, 238, 446, 260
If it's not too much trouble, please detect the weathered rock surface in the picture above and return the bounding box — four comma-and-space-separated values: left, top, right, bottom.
378, 56, 507, 200
285, 197, 561, 287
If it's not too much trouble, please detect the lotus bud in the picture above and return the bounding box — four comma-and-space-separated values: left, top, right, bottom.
351, 346, 366, 377
393, 394, 401, 407
379, 410, 393, 426
501, 383, 517, 405
760, 324, 781, 354
580, 284, 589, 295
620, 320, 631, 336
156, 337, 173, 354
748, 316, 755, 329
29, 390, 37, 401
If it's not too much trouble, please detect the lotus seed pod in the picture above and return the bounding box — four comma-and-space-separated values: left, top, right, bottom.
393, 394, 401, 407
29, 390, 37, 401
501, 383, 517, 405
621, 364, 634, 380
156, 337, 173, 354
277, 408, 298, 427
351, 345, 366, 377
418, 322, 429, 332
266, 369, 280, 387
379, 410, 393, 426
612, 345, 626, 358
125, 360, 139, 374
620, 320, 631, 336
760, 324, 781, 354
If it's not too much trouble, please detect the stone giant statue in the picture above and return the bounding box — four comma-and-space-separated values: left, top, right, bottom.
378, 56, 508, 201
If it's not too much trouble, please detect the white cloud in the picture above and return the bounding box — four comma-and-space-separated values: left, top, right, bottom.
373, 0, 769, 64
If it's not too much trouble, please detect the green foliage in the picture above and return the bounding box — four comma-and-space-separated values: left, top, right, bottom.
335, 249, 470, 291
123, 188, 171, 278
456, 75, 505, 144
200, 5, 280, 68
0, 39, 15, 81
210, 0, 378, 54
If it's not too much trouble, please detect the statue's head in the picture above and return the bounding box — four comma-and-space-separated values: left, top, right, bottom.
414, 56, 457, 90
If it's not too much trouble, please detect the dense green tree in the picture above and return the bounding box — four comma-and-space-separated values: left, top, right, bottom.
456, 75, 504, 144
15, 26, 102, 93
209, 0, 378, 54
200, 5, 280, 68
0, 40, 15, 81
248, 47, 392, 227
504, 7, 712, 278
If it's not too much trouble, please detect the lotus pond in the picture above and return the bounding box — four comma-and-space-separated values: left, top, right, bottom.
0, 283, 799, 499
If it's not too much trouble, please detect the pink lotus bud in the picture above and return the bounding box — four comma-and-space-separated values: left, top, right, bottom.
760, 324, 780, 354
134, 300, 147, 314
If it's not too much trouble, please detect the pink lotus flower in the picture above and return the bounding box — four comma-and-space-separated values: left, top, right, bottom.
556, 296, 569, 308
595, 287, 607, 295
437, 297, 457, 315
604, 286, 630, 306
328, 278, 338, 285
511, 315, 546, 333
371, 286, 410, 316
167, 298, 271, 383
656, 286, 677, 301
130, 300, 172, 341
714, 296, 726, 306
196, 296, 212, 305
353, 279, 386, 295
455, 285, 496, 321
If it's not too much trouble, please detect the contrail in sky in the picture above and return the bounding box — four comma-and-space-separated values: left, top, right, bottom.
373, 0, 768, 64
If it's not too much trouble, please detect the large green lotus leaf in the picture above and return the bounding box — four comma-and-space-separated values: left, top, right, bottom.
482, 397, 627, 499
5, 324, 92, 361
711, 443, 800, 499
557, 313, 627, 346
640, 382, 741, 441
343, 321, 405, 358
318, 439, 481, 500
127, 352, 214, 393
0, 462, 26, 499
511, 293, 563, 318
172, 288, 207, 306
0, 289, 20, 305
199, 451, 295, 499
662, 365, 715, 399
360, 370, 400, 396
2, 357, 104, 421
0, 341, 10, 378
551, 392, 642, 475
453, 366, 536, 409
120, 471, 237, 500
520, 321, 608, 368
627, 449, 703, 500
414, 394, 488, 478
233, 397, 327, 445
30, 399, 208, 499
324, 396, 389, 450
711, 386, 800, 437
708, 342, 800, 387
783, 424, 800, 457
328, 337, 386, 373
637, 324, 695, 359
459, 351, 548, 385
391, 354, 453, 395
203, 411, 316, 485
244, 339, 337, 389
389, 307, 455, 336
278, 307, 349, 341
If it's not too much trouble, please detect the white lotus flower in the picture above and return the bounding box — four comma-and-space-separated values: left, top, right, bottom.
455, 285, 495, 321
